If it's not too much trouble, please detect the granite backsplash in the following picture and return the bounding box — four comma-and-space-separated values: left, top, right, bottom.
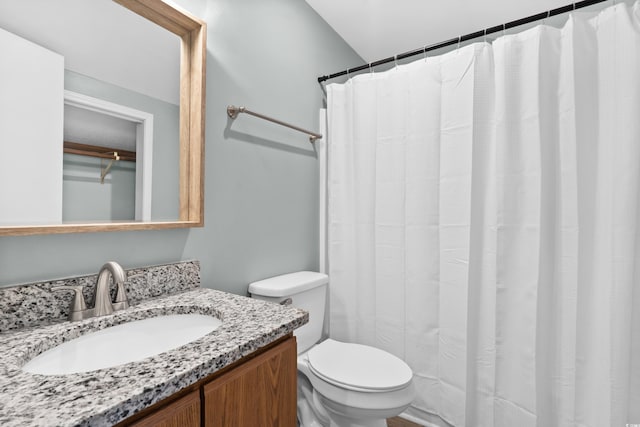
0, 260, 200, 332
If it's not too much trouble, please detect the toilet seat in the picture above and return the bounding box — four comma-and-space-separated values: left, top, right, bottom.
307, 339, 413, 393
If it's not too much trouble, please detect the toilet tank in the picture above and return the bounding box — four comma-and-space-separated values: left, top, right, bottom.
249, 271, 328, 354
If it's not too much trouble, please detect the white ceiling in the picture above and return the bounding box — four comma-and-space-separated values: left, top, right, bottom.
305, 0, 589, 64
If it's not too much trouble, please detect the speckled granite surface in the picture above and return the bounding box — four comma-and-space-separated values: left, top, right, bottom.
0, 260, 201, 332
0, 287, 308, 427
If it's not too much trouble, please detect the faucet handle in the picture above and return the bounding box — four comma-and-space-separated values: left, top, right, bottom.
52, 285, 88, 321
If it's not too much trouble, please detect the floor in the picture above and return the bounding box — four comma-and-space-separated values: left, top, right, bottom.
387, 416, 424, 427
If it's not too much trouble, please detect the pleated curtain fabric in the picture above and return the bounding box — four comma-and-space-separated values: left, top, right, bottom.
326, 3, 640, 427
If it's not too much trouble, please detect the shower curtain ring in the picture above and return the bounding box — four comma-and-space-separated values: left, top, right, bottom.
394, 55, 399, 69
457, 36, 461, 52
423, 46, 428, 61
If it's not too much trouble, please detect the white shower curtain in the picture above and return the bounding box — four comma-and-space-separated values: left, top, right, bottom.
325, 3, 640, 427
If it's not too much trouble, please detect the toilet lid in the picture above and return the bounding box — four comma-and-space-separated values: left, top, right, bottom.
307, 339, 413, 392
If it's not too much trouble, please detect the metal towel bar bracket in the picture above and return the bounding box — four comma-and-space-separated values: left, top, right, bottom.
227, 105, 322, 143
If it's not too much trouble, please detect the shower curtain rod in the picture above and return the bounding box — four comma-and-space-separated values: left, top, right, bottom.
317, 0, 608, 83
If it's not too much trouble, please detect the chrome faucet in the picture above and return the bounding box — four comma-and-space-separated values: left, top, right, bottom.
52, 261, 129, 321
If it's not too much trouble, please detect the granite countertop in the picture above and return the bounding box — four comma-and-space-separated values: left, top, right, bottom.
0, 288, 308, 427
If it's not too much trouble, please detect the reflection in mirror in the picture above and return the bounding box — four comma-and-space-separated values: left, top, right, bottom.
63, 105, 138, 222
62, 90, 157, 222
0, 0, 199, 231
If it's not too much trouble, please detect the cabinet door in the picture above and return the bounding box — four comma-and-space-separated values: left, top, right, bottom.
129, 390, 201, 427
203, 337, 297, 427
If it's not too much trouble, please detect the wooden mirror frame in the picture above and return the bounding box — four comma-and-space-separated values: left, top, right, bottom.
0, 0, 206, 237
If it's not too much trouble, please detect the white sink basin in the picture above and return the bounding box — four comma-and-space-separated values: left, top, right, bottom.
22, 314, 222, 375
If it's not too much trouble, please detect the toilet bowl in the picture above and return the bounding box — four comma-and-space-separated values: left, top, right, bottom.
298, 339, 415, 427
249, 272, 416, 427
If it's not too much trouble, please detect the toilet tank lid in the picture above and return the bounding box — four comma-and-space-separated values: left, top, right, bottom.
248, 271, 328, 297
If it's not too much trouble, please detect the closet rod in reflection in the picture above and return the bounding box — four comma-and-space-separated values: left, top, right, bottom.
227, 105, 322, 143
63, 141, 136, 162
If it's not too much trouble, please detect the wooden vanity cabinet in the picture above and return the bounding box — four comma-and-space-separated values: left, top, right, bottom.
128, 390, 201, 427
122, 335, 297, 427
203, 335, 297, 426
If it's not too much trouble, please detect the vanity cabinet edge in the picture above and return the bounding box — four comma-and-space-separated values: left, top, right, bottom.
116, 334, 297, 427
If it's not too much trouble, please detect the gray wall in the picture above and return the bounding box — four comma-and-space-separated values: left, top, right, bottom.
0, 0, 361, 295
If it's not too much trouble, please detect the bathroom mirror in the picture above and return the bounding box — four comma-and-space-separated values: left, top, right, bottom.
0, 0, 206, 236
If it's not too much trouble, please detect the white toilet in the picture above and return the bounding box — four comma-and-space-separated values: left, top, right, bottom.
249, 271, 415, 427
